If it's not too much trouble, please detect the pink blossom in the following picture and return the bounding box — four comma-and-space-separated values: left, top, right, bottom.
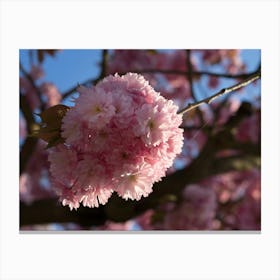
115, 162, 156, 201
215, 98, 241, 126
48, 145, 78, 186
48, 73, 184, 209
40, 82, 61, 107
234, 171, 260, 230
153, 185, 217, 230
95, 220, 135, 231
30, 65, 44, 80
107, 50, 194, 104
235, 112, 260, 144
151, 50, 193, 103
204, 169, 261, 230
107, 50, 156, 75
134, 103, 172, 146
74, 85, 116, 129
20, 117, 27, 140
199, 50, 246, 74
201, 50, 223, 65
224, 50, 246, 74
135, 209, 155, 230
60, 109, 84, 145
208, 76, 219, 88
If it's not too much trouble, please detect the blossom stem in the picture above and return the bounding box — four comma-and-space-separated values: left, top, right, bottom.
178, 71, 261, 115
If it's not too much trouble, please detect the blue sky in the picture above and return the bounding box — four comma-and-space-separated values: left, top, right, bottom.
20, 49, 102, 93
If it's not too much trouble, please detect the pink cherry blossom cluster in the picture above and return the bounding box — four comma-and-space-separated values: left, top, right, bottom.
48, 73, 184, 210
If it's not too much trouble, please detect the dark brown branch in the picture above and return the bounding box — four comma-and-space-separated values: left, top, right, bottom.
178, 71, 261, 115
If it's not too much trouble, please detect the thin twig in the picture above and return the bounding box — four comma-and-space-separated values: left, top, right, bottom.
178, 71, 261, 115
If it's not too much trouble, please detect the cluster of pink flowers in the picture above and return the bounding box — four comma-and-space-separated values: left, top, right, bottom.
48, 73, 184, 210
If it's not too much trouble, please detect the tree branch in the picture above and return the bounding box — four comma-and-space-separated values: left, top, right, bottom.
178, 71, 261, 115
